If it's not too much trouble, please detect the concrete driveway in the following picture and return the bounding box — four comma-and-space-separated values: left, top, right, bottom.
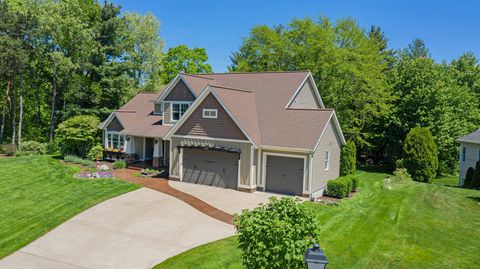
0, 188, 234, 269
169, 181, 300, 215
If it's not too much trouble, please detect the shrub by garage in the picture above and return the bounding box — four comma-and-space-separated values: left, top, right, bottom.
326, 176, 354, 198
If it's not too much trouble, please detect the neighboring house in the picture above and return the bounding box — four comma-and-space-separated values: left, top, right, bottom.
457, 128, 480, 186
99, 71, 346, 197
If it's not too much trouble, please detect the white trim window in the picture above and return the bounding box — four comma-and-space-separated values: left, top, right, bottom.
325, 150, 330, 171
171, 102, 190, 121
106, 131, 125, 150
202, 109, 218, 119
153, 102, 163, 115
461, 146, 466, 162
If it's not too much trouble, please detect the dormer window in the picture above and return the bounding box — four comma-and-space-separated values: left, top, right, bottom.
203, 109, 218, 119
171, 102, 190, 121
154, 103, 162, 114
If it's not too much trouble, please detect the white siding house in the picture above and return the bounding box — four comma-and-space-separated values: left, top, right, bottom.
457, 128, 480, 186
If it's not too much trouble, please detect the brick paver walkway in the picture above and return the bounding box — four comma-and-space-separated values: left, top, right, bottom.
113, 168, 234, 225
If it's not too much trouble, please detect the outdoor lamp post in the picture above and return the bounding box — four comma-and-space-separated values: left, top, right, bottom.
304, 244, 328, 269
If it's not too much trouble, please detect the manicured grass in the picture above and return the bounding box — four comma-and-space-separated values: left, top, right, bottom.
154, 170, 480, 269
0, 155, 139, 258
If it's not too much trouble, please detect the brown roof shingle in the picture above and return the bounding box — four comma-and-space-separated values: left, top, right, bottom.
105, 71, 342, 150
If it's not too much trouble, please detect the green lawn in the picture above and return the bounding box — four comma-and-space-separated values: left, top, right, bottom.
154, 169, 480, 269
0, 155, 139, 258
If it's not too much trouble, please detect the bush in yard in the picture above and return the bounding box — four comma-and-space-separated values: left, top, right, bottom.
351, 176, 359, 192
55, 115, 100, 158
20, 141, 47, 155
403, 127, 438, 183
112, 160, 127, 169
87, 145, 104, 161
340, 140, 356, 176
326, 177, 351, 198
395, 158, 404, 169
47, 139, 60, 155
1, 144, 16, 156
472, 161, 480, 188
393, 168, 412, 182
463, 167, 475, 188
235, 197, 318, 269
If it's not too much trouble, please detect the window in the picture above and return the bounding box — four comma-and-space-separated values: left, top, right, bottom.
171, 102, 190, 121
153, 103, 162, 114
106, 131, 125, 150
202, 109, 218, 119
461, 146, 466, 162
478, 149, 480, 161
325, 150, 330, 170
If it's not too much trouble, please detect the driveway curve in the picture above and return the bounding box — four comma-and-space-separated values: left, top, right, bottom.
0, 188, 234, 269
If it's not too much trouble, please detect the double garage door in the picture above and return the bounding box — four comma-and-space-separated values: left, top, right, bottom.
182, 149, 238, 189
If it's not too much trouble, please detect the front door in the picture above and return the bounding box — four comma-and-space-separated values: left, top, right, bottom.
144, 138, 154, 160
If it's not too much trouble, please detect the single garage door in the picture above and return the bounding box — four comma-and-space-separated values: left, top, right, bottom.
182, 149, 239, 189
265, 155, 304, 196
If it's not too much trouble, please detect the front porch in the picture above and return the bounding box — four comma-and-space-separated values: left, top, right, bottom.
103, 131, 169, 169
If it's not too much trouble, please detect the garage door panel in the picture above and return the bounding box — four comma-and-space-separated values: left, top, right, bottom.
182, 149, 238, 189
265, 155, 304, 196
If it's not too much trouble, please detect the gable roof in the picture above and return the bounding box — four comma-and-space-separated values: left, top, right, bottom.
458, 128, 480, 145
101, 92, 174, 138
102, 71, 346, 150
165, 71, 345, 150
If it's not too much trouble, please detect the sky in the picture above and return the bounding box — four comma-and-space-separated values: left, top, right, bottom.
113, 0, 480, 72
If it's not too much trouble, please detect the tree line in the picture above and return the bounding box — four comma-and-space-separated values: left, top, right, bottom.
0, 0, 212, 148
230, 18, 480, 174
1, 2, 479, 174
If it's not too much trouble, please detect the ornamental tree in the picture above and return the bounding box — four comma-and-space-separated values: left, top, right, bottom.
55, 115, 100, 157
234, 197, 318, 269
403, 127, 438, 183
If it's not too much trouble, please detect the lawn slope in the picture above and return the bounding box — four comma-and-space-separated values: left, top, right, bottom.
0, 155, 138, 258
154, 170, 480, 269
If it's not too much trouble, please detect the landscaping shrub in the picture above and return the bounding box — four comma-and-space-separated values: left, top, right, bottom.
235, 197, 318, 269
112, 160, 127, 169
395, 158, 404, 169
403, 127, 438, 183
87, 145, 104, 161
351, 176, 359, 192
47, 139, 60, 155
63, 155, 94, 167
393, 168, 412, 182
20, 141, 47, 155
340, 140, 356, 176
1, 144, 16, 156
55, 115, 100, 157
463, 167, 475, 188
326, 177, 351, 198
473, 161, 480, 188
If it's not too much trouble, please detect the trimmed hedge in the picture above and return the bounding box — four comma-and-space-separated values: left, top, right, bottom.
326, 176, 351, 198
326, 175, 360, 198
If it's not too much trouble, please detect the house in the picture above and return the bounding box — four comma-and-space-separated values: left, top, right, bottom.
457, 128, 480, 186
99, 71, 346, 197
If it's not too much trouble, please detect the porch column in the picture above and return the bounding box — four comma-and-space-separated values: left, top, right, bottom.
124, 136, 136, 164
152, 139, 163, 168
